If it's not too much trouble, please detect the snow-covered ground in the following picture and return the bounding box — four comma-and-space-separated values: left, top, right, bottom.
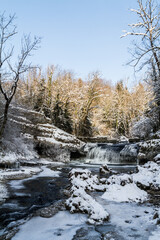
149, 226, 160, 240
12, 211, 87, 240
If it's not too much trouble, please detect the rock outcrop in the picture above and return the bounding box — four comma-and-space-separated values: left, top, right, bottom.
6, 105, 84, 162
138, 139, 160, 164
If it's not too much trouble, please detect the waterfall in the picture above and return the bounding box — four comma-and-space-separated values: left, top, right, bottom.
85, 143, 138, 164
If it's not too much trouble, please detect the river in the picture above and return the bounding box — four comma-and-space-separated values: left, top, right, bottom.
0, 143, 159, 239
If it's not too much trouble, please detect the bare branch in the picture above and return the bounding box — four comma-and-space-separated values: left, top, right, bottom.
0, 12, 41, 137
122, 0, 160, 76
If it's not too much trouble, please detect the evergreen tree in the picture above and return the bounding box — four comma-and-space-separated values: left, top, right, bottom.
51, 94, 73, 133
77, 112, 93, 137
63, 100, 73, 133
34, 78, 46, 112
51, 93, 64, 129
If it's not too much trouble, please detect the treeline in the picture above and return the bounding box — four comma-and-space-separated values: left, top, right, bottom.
15, 65, 152, 137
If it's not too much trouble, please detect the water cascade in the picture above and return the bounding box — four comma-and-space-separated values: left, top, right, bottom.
85, 143, 139, 164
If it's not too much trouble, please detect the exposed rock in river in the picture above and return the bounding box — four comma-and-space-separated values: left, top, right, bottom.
138, 139, 160, 164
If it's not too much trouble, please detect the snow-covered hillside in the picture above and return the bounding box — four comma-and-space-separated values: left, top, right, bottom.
1, 105, 84, 163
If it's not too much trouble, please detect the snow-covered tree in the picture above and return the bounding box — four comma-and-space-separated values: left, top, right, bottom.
121, 0, 160, 128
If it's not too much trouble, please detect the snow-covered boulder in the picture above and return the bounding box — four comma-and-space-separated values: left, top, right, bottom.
102, 181, 147, 203
66, 169, 109, 224
138, 139, 160, 163
132, 162, 160, 190
120, 144, 139, 162
119, 135, 129, 143
100, 164, 112, 174
149, 130, 160, 139
154, 154, 160, 164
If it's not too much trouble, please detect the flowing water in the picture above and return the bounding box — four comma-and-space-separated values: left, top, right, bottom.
81, 142, 139, 164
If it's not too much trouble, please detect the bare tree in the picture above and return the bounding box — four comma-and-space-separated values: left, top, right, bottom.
121, 0, 160, 125
121, 0, 160, 73
0, 13, 41, 137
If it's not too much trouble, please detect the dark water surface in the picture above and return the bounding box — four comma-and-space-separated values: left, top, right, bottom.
0, 166, 71, 230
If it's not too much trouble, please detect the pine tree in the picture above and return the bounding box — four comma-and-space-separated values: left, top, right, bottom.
77, 110, 93, 137
51, 93, 64, 129
34, 78, 46, 112
63, 100, 73, 133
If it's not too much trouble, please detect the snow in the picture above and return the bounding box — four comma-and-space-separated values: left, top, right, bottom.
131, 117, 154, 139
102, 182, 147, 202
98, 199, 156, 240
66, 168, 109, 224
101, 172, 148, 203
38, 158, 65, 166
37, 123, 83, 148
101, 161, 160, 203
10, 119, 35, 129
36, 166, 60, 178
132, 162, 160, 189
12, 115, 32, 123
9, 166, 60, 190
119, 135, 129, 142
139, 139, 160, 149
149, 228, 160, 240
12, 211, 87, 240
66, 162, 160, 224
37, 136, 61, 145
0, 167, 42, 181
0, 146, 39, 164
154, 153, 160, 161
0, 152, 18, 165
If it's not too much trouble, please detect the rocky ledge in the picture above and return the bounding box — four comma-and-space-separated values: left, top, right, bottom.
4, 105, 85, 162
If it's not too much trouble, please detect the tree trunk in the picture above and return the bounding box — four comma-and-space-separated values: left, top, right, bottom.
0, 100, 10, 138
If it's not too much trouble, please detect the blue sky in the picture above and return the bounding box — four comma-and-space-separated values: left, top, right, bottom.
1, 0, 141, 86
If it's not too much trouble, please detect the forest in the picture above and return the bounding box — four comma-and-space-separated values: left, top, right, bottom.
11, 67, 153, 138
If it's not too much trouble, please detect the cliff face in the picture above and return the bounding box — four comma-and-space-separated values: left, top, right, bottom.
3, 105, 84, 162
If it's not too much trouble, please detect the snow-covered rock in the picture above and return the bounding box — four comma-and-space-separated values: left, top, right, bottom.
0, 167, 42, 181
99, 164, 115, 174
101, 161, 160, 204
102, 173, 147, 203
120, 144, 139, 162
66, 169, 109, 224
119, 135, 129, 143
5, 105, 84, 162
138, 139, 160, 163
132, 162, 160, 190
154, 154, 160, 164
102, 182, 147, 203
150, 130, 160, 139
